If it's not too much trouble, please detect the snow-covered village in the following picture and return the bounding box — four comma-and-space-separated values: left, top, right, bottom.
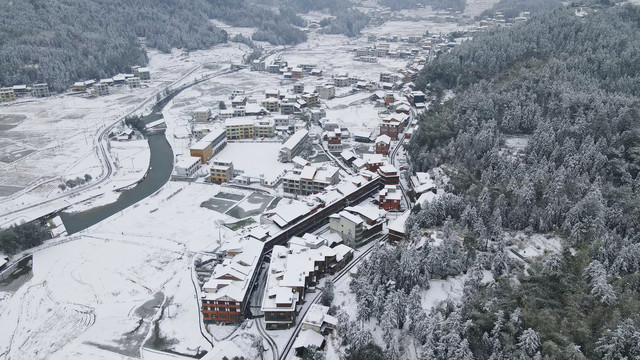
2, 0, 640, 359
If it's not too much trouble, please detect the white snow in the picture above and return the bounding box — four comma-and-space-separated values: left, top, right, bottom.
214, 142, 293, 182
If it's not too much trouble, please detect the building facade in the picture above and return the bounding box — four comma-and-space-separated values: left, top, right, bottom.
0, 88, 16, 103
32, 83, 50, 98
194, 108, 212, 122
279, 129, 309, 162
379, 185, 401, 211
190, 129, 227, 164
210, 160, 234, 183
225, 118, 255, 139
282, 165, 340, 195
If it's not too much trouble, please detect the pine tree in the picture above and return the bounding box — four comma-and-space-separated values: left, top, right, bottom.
595, 319, 640, 360
583, 260, 617, 305
518, 328, 541, 356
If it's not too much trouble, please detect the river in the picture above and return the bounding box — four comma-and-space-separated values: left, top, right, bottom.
60, 94, 177, 235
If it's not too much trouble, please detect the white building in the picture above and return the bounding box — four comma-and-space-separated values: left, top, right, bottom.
282, 165, 340, 195
329, 210, 364, 245
32, 83, 50, 98
174, 156, 201, 177
93, 82, 109, 96
194, 108, 211, 122
279, 129, 309, 162
316, 85, 335, 100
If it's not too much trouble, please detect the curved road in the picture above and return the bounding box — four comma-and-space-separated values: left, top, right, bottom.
0, 64, 209, 220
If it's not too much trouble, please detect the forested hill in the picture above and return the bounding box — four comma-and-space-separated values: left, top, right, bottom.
0, 0, 372, 91
0, 0, 228, 91
403, 4, 640, 359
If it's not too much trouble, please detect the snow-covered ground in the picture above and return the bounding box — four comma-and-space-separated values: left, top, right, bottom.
0, 42, 252, 227
0, 181, 258, 359
216, 142, 292, 183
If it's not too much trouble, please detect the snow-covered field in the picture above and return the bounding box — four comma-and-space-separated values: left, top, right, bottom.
215, 142, 292, 183
0, 42, 252, 227
0, 181, 256, 359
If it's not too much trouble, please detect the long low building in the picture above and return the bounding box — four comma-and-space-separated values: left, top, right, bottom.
190, 128, 227, 164
279, 129, 309, 162
201, 238, 264, 324
174, 156, 201, 178
282, 165, 340, 195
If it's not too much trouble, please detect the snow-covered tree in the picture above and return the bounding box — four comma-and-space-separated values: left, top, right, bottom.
583, 260, 617, 305
518, 328, 541, 356
595, 319, 640, 360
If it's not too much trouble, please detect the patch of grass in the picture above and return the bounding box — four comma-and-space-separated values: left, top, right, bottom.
224, 218, 255, 231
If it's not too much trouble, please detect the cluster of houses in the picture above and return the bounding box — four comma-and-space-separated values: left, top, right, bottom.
0, 83, 50, 103
1, 66, 152, 104
251, 58, 322, 79
201, 203, 389, 327
72, 66, 151, 96
198, 228, 355, 356
261, 234, 353, 329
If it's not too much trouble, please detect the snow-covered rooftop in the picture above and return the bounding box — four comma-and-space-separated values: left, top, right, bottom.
293, 329, 325, 350
202, 237, 264, 303
388, 211, 410, 233
376, 134, 391, 145
191, 128, 225, 151
281, 129, 309, 151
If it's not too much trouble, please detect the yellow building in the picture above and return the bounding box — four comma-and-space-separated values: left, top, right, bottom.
0, 88, 16, 103
225, 118, 255, 139
190, 129, 226, 164
301, 93, 319, 107
210, 160, 234, 183
261, 98, 280, 113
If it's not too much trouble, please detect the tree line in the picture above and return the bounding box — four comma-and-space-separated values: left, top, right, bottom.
0, 221, 50, 256
0, 0, 228, 91
378, 0, 466, 11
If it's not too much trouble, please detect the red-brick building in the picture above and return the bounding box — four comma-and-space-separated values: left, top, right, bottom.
201, 239, 264, 324
379, 185, 401, 211
385, 92, 395, 106
378, 164, 400, 185
380, 114, 408, 140
363, 154, 385, 172
375, 134, 391, 155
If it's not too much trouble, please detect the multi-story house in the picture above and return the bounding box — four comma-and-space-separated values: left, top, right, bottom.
282, 165, 340, 195
261, 98, 280, 113
201, 238, 264, 324
329, 211, 364, 245
300, 93, 319, 107
190, 128, 227, 163
0, 88, 16, 103
225, 118, 255, 139
210, 159, 234, 183
193, 108, 212, 122
32, 83, 50, 98
279, 129, 309, 162
254, 118, 275, 138
375, 134, 391, 155
379, 184, 402, 211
